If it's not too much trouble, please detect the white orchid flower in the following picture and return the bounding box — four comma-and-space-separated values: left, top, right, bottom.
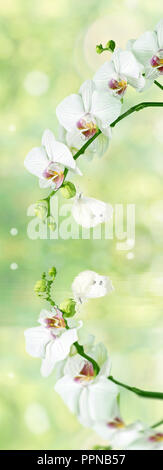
93, 418, 146, 449
129, 19, 163, 80
24, 129, 81, 190
71, 193, 113, 228
94, 48, 145, 97
24, 307, 79, 377
58, 121, 110, 161
55, 343, 119, 428
72, 270, 114, 304
127, 429, 163, 450
56, 80, 121, 157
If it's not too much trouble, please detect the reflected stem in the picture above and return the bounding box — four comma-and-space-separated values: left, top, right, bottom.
108, 375, 163, 400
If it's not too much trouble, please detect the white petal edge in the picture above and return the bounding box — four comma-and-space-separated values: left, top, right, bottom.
24, 326, 50, 358
56, 94, 85, 131
41, 328, 78, 377
79, 79, 95, 113
54, 375, 82, 414
24, 147, 48, 177
91, 91, 121, 128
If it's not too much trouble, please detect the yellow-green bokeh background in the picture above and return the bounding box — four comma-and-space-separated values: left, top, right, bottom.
1, 0, 163, 450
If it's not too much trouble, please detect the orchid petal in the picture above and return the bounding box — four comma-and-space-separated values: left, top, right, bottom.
56, 94, 85, 131
127, 74, 146, 90
88, 377, 119, 423
112, 48, 121, 74
41, 328, 78, 377
78, 377, 119, 427
132, 31, 158, 65
54, 375, 81, 414
39, 178, 53, 188
42, 129, 56, 160
93, 422, 118, 441
116, 50, 142, 78
64, 354, 85, 376
38, 309, 53, 325
24, 147, 48, 177
127, 430, 163, 450
90, 343, 109, 371
155, 19, 163, 49
112, 421, 145, 449
24, 326, 50, 358
51, 140, 76, 169
94, 132, 109, 156
91, 91, 121, 128
66, 128, 86, 150
78, 387, 92, 427
94, 61, 116, 91
42, 128, 77, 171
79, 80, 95, 113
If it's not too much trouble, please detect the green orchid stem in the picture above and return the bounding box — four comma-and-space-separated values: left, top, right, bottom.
110, 101, 163, 128
62, 317, 100, 375
151, 419, 163, 429
49, 292, 163, 400
108, 376, 163, 400
154, 80, 163, 90
69, 340, 163, 401
73, 341, 100, 375
45, 100, 163, 204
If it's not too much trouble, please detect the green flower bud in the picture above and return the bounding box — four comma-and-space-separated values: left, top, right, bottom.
34, 279, 47, 293
105, 40, 116, 52
34, 200, 48, 220
47, 216, 57, 231
59, 298, 76, 317
96, 44, 103, 54
60, 182, 76, 199
48, 267, 57, 278
93, 445, 112, 450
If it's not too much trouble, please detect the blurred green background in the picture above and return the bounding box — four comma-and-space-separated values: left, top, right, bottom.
1, 0, 163, 450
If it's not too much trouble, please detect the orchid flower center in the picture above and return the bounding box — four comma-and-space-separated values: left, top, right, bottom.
107, 417, 125, 429
45, 314, 66, 329
76, 114, 98, 138
42, 162, 64, 189
74, 361, 95, 384
150, 50, 163, 74
108, 78, 127, 96
149, 433, 163, 442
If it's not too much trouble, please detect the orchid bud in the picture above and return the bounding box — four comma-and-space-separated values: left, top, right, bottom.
47, 216, 57, 231
59, 298, 76, 317
96, 44, 103, 54
105, 40, 116, 52
34, 279, 47, 294
34, 200, 48, 220
48, 267, 57, 278
60, 181, 76, 199
93, 445, 112, 450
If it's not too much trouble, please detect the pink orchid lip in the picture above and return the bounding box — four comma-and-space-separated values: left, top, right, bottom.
107, 417, 125, 429
76, 114, 97, 138
42, 162, 64, 189
44, 308, 66, 330
108, 78, 127, 97
108, 78, 119, 90
150, 55, 160, 67
150, 54, 163, 73
149, 433, 163, 442
74, 361, 95, 384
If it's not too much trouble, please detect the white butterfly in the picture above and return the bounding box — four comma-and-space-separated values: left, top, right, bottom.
72, 270, 114, 304
72, 193, 113, 228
